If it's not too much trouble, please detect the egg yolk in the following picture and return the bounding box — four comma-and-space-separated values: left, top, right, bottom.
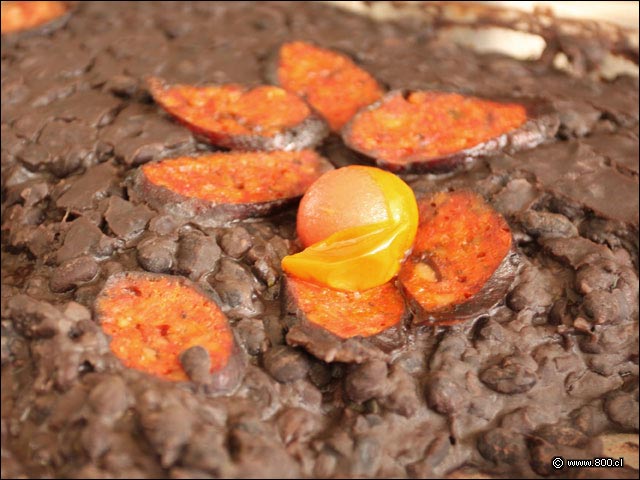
282, 166, 418, 291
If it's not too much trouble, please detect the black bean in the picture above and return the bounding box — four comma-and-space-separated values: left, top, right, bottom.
345, 359, 389, 404
219, 226, 252, 258
477, 428, 527, 464
50, 255, 99, 293
479, 356, 537, 394
179, 345, 212, 384
177, 232, 221, 280
263, 345, 310, 383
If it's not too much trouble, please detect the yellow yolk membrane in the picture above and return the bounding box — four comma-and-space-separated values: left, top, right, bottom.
282, 166, 418, 291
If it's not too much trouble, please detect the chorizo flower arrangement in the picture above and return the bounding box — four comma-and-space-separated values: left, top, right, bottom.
281, 166, 517, 362
99, 41, 553, 382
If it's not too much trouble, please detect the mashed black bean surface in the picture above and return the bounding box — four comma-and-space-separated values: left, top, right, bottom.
1, 2, 638, 478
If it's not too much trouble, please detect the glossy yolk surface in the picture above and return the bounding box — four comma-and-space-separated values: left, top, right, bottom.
97, 274, 233, 381
278, 41, 383, 131
150, 80, 311, 137
142, 151, 330, 204
399, 191, 512, 311
295, 166, 389, 248
348, 91, 527, 165
282, 166, 418, 292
